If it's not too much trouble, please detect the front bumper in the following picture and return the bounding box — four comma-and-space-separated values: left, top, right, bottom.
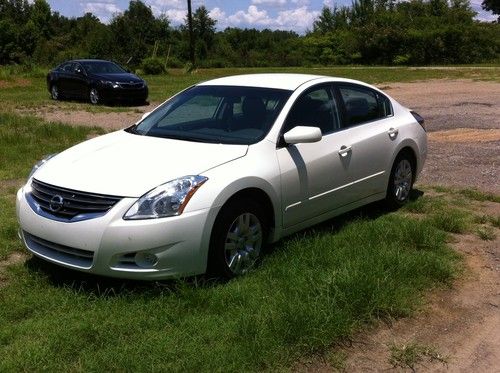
16, 187, 212, 280
99, 86, 148, 103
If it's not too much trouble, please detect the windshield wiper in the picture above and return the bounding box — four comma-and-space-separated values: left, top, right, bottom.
124, 124, 139, 134
151, 132, 221, 143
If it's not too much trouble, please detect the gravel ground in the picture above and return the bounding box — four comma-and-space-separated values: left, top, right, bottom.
381, 80, 500, 194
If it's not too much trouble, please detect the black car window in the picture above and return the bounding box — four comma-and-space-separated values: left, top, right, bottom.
60, 62, 74, 73
283, 85, 340, 135
338, 85, 392, 127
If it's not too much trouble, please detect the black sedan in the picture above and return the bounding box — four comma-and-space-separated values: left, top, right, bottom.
47, 59, 148, 105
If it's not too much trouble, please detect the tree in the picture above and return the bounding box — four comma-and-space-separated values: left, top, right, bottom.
482, 0, 500, 20
30, 0, 52, 38
192, 6, 216, 60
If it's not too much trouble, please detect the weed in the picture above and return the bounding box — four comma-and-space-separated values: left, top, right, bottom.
389, 342, 447, 371
477, 226, 496, 241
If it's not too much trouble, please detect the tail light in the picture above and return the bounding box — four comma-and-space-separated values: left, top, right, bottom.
410, 110, 425, 131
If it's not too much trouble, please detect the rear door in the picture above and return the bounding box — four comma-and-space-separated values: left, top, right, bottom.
333, 83, 399, 199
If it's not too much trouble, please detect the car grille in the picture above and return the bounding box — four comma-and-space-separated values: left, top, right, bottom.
30, 179, 122, 221
118, 82, 144, 89
23, 231, 94, 268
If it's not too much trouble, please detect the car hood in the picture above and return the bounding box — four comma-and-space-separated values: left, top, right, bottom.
90, 72, 143, 83
33, 131, 248, 197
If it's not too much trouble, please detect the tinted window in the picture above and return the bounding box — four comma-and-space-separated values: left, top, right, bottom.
59, 63, 74, 73
284, 86, 340, 135
339, 86, 380, 126
81, 61, 126, 74
132, 85, 292, 145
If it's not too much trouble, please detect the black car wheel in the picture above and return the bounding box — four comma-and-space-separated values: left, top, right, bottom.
50, 85, 59, 100
208, 198, 269, 279
89, 88, 100, 105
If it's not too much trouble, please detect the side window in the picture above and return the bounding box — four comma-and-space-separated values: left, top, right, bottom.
378, 93, 393, 117
339, 85, 382, 127
284, 86, 340, 135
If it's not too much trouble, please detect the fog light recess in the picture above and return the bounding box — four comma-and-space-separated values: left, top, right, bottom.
135, 252, 159, 268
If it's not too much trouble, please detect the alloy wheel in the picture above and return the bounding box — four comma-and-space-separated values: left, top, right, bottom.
393, 159, 412, 202
51, 85, 59, 100
224, 212, 263, 275
89, 88, 99, 105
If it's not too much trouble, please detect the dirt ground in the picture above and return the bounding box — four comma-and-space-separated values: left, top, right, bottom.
10, 79, 500, 371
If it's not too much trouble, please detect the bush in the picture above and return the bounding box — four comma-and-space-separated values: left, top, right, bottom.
141, 57, 165, 75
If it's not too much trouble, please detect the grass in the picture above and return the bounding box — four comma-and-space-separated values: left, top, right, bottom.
476, 226, 496, 241
389, 342, 447, 371
1, 65, 500, 113
0, 113, 498, 371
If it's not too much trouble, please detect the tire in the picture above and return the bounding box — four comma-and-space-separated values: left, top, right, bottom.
50, 84, 59, 100
386, 153, 414, 209
208, 198, 269, 278
89, 87, 100, 105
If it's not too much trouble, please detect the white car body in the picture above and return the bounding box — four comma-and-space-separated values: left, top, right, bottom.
16, 74, 427, 279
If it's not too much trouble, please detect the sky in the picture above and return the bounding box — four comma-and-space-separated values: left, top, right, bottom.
46, 0, 497, 33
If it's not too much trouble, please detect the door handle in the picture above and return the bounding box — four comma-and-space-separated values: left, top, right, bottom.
338, 145, 352, 157
388, 128, 399, 139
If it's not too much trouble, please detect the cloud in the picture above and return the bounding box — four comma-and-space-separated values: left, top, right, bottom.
80, 1, 121, 22
251, 0, 287, 6
469, 0, 497, 21
220, 4, 319, 32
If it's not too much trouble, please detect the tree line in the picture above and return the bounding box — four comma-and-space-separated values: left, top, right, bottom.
0, 0, 499, 71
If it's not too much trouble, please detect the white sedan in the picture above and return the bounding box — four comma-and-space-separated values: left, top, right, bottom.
16, 74, 427, 279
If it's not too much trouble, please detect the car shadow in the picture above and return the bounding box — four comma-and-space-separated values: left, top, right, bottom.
55, 97, 149, 108
24, 189, 425, 295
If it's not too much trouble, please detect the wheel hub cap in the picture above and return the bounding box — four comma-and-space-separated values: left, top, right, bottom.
224, 213, 263, 275
393, 159, 412, 201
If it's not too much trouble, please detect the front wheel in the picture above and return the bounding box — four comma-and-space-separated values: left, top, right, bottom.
208, 199, 269, 278
50, 85, 59, 100
386, 155, 414, 209
89, 87, 100, 105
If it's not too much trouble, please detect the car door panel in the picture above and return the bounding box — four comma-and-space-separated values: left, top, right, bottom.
278, 130, 361, 228
334, 84, 398, 200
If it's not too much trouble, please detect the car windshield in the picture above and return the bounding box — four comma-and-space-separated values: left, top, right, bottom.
130, 85, 292, 145
81, 61, 126, 74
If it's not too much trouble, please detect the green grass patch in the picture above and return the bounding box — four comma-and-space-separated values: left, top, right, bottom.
0, 213, 459, 371
0, 113, 104, 180
425, 208, 472, 234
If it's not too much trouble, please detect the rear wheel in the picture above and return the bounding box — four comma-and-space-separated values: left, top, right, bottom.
50, 85, 59, 100
208, 199, 268, 278
89, 87, 100, 105
386, 154, 414, 209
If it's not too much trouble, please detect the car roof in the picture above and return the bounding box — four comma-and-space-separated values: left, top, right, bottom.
197, 73, 370, 91
70, 59, 115, 64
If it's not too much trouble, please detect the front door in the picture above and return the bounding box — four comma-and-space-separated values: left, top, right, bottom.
277, 84, 358, 228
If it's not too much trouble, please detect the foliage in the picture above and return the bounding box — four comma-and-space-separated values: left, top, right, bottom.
141, 57, 165, 75
0, 0, 499, 68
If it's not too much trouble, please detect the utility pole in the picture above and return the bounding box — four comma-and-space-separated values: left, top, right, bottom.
187, 0, 195, 66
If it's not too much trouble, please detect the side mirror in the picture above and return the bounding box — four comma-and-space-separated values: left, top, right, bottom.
75, 68, 84, 75
283, 126, 322, 145
141, 111, 151, 121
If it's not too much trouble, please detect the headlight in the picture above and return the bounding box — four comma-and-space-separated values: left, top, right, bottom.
123, 175, 208, 220
100, 80, 119, 88
28, 154, 57, 180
